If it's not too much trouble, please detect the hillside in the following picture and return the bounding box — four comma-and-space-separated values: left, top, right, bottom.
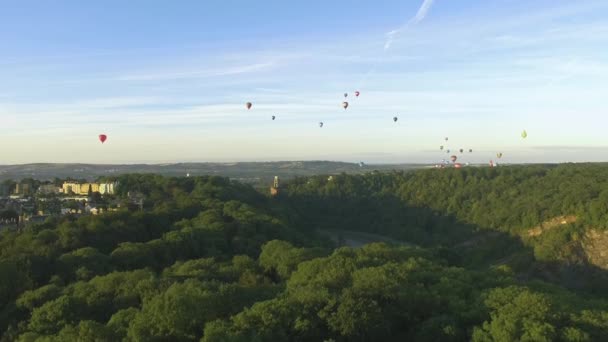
1, 166, 608, 341
0, 161, 423, 183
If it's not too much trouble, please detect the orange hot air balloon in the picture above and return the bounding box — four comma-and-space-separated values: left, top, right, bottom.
355, 91, 360, 97
342, 101, 349, 110
454, 163, 462, 169
246, 102, 252, 110
99, 134, 107, 144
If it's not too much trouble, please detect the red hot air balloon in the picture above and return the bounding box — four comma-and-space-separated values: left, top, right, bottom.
355, 91, 360, 97
454, 163, 462, 169
246, 102, 252, 110
99, 134, 107, 144
342, 101, 349, 110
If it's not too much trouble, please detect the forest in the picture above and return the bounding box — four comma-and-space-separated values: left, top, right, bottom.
2, 164, 608, 341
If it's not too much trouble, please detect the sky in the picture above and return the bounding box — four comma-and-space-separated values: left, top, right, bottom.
1, 0, 608, 164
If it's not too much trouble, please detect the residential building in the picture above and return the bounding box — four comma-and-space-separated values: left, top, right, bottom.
80, 183, 100, 194
15, 183, 31, 196
99, 182, 117, 195
38, 184, 61, 194
61, 182, 118, 195
62, 182, 81, 194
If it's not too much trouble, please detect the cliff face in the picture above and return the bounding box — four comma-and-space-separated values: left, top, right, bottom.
582, 230, 608, 270
524, 216, 608, 270
527, 215, 577, 237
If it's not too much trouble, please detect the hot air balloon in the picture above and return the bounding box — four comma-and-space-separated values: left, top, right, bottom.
440, 145, 444, 150
344, 93, 348, 98
319, 122, 324, 128
459, 148, 464, 153
489, 160, 495, 168
98, 134, 107, 144
342, 102, 349, 110
447, 149, 451, 153
272, 115, 276, 120
454, 163, 462, 169
522, 130, 528, 139
497, 152, 503, 159
450, 155, 458, 163
246, 102, 252, 110
469, 149, 473, 153
393, 117, 398, 123
355, 91, 360, 97
445, 137, 449, 141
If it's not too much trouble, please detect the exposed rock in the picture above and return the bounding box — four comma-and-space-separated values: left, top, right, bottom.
527, 215, 577, 237
582, 229, 608, 270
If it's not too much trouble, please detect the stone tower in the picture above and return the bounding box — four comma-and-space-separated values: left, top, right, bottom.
270, 176, 279, 196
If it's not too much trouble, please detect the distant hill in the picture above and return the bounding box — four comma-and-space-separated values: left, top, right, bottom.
0, 161, 425, 182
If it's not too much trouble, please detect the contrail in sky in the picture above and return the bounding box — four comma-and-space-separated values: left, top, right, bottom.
358, 0, 436, 88
384, 0, 435, 50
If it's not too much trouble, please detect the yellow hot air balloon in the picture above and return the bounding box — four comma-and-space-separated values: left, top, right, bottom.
521, 130, 528, 139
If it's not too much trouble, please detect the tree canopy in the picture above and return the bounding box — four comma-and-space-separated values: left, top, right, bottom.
1, 167, 608, 341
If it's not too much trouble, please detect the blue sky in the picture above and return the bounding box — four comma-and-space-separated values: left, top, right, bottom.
1, 0, 607, 164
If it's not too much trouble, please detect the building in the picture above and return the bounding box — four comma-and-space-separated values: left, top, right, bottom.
86, 205, 106, 215
14, 183, 31, 196
38, 184, 61, 195
28, 215, 50, 223
99, 182, 117, 195
62, 182, 81, 195
79, 183, 100, 194
61, 182, 118, 195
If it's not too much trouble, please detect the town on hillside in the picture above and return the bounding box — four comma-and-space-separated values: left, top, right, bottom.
0, 180, 127, 229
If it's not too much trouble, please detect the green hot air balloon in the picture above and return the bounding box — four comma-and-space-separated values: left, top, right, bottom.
522, 130, 528, 139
